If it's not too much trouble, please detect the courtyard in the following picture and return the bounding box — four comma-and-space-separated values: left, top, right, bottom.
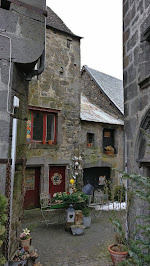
22, 208, 126, 266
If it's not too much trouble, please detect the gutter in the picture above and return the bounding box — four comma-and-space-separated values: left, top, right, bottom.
26, 49, 45, 81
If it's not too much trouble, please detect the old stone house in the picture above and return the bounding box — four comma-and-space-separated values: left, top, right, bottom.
24, 7, 124, 209
0, 0, 46, 258
123, 0, 150, 237
25, 6, 81, 209
81, 66, 124, 189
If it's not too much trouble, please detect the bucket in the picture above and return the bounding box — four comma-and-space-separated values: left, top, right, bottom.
82, 184, 94, 195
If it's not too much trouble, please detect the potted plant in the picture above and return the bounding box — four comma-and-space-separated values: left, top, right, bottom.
70, 224, 86, 235
104, 146, 114, 155
20, 228, 31, 248
82, 207, 91, 228
108, 213, 128, 265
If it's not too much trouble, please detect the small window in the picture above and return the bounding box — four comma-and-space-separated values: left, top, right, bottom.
1, 0, 10, 10
103, 129, 115, 154
87, 133, 94, 147
26, 109, 57, 144
67, 39, 72, 48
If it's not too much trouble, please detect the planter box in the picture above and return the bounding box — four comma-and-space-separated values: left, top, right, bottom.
50, 203, 66, 209
71, 225, 86, 235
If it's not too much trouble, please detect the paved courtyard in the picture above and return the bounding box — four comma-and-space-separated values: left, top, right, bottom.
22, 209, 126, 266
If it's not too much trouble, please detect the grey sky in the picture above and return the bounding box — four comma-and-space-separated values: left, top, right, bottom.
46, 0, 123, 80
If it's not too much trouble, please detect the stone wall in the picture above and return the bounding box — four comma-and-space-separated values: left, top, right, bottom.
27, 27, 81, 191
80, 121, 124, 185
123, 0, 150, 236
81, 70, 123, 119
0, 0, 46, 257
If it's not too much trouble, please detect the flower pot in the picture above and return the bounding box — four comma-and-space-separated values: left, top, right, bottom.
42, 140, 46, 144
82, 216, 91, 228
70, 225, 86, 235
87, 143, 91, 147
104, 150, 114, 155
20, 237, 31, 248
108, 244, 128, 265
48, 140, 53, 145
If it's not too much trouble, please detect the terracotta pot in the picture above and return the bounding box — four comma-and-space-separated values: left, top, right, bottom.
48, 140, 53, 145
87, 143, 91, 147
20, 237, 31, 248
108, 244, 128, 265
42, 140, 46, 144
105, 150, 114, 155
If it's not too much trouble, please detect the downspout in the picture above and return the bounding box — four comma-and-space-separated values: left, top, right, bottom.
124, 132, 129, 240
9, 96, 19, 258
26, 49, 45, 81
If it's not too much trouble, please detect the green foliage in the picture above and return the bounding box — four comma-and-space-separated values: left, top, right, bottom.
52, 191, 89, 210
82, 207, 91, 217
0, 193, 8, 265
114, 185, 125, 202
115, 171, 150, 266
109, 211, 126, 247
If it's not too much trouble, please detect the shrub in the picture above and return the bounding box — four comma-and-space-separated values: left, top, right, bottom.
114, 184, 125, 202
0, 193, 8, 265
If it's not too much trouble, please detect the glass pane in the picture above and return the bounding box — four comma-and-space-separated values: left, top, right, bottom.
47, 114, 54, 141
33, 112, 43, 140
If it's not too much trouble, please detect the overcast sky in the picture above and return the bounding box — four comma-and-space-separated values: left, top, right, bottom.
46, 0, 123, 80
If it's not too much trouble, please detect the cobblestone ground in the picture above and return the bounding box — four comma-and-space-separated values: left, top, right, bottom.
22, 209, 126, 266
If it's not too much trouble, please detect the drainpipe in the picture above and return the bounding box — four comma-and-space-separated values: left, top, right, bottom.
8, 96, 19, 258
124, 132, 128, 240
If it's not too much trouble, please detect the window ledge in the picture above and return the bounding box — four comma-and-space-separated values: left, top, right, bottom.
27, 142, 58, 149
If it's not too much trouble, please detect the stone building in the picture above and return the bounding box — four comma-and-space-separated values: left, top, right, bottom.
81, 66, 124, 189
0, 0, 46, 258
25, 7, 124, 211
25, 6, 81, 209
123, 0, 150, 236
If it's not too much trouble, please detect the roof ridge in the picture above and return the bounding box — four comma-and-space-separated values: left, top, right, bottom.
83, 65, 124, 114
46, 6, 81, 38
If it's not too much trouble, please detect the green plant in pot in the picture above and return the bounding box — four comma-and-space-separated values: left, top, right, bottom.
108, 211, 128, 265
82, 207, 91, 228
108, 169, 150, 265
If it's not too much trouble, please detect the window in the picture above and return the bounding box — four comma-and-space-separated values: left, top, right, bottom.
26, 108, 57, 144
1, 0, 10, 10
87, 133, 94, 147
103, 129, 115, 154
67, 39, 72, 48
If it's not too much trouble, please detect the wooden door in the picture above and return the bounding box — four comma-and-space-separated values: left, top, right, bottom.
24, 168, 40, 209
49, 166, 65, 197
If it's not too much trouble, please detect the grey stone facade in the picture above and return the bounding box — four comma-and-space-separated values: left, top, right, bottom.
0, 0, 46, 257
27, 12, 81, 192
81, 67, 124, 185
123, 0, 150, 236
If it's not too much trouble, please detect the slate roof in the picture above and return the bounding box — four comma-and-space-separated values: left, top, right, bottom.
46, 7, 81, 38
83, 66, 124, 114
81, 95, 124, 125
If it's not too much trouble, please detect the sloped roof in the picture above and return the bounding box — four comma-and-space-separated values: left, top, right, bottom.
46, 7, 81, 38
83, 66, 124, 114
81, 95, 124, 125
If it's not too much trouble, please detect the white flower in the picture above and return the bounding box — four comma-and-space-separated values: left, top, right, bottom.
23, 228, 30, 235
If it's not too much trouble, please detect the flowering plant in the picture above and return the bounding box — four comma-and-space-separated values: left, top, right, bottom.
20, 228, 30, 240
104, 146, 114, 152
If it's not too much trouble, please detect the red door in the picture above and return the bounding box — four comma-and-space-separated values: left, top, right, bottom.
49, 166, 65, 197
24, 168, 40, 209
